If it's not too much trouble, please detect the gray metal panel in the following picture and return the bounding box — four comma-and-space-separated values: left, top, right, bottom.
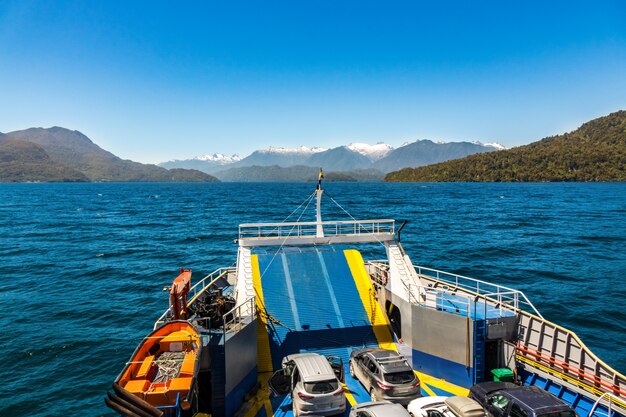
411, 303, 474, 366
486, 316, 519, 341
224, 320, 258, 393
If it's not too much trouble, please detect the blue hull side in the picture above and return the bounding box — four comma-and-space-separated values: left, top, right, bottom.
411, 347, 474, 388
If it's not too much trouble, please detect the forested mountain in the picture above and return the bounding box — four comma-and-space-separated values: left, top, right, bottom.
373, 140, 497, 173
0, 139, 88, 182
1, 127, 218, 182
385, 111, 626, 182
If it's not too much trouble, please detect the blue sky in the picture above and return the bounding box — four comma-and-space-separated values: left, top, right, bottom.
1, 1, 625, 163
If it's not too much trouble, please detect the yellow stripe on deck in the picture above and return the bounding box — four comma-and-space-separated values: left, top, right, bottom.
420, 380, 437, 397
341, 383, 358, 407
416, 371, 469, 397
344, 249, 469, 398
344, 249, 397, 352
252, 254, 273, 374
248, 254, 277, 417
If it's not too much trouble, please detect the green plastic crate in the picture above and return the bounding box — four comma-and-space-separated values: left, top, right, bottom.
491, 367, 514, 382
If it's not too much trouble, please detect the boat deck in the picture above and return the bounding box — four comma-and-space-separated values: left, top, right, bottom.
246, 245, 468, 417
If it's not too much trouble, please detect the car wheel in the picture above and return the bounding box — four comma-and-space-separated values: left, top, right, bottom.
349, 361, 355, 378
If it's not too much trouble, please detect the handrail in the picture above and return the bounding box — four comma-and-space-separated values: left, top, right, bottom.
238, 219, 395, 240
154, 267, 236, 329
239, 219, 394, 228
365, 260, 626, 408
589, 392, 624, 417
413, 265, 543, 318
367, 261, 539, 319
223, 296, 256, 336
516, 308, 626, 407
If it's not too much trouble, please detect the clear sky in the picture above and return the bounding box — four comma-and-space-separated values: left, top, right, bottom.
1, 1, 625, 163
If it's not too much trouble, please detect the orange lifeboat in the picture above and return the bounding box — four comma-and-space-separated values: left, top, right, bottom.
111, 320, 202, 416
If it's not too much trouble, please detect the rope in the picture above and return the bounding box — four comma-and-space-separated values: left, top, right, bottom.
254, 187, 390, 351
258, 192, 315, 280
325, 190, 387, 250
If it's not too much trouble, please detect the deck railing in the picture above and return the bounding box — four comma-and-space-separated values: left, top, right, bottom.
413, 265, 543, 318
238, 219, 395, 240
366, 260, 626, 411
366, 261, 541, 319
223, 296, 256, 337
516, 311, 626, 409
154, 267, 236, 330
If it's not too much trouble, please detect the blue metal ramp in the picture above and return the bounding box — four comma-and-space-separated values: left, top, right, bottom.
253, 245, 385, 414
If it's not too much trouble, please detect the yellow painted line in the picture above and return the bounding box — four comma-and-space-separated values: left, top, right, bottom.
341, 383, 358, 406
243, 399, 265, 417
251, 254, 276, 417
263, 399, 273, 417
420, 381, 437, 397
252, 254, 273, 374
416, 371, 469, 397
345, 249, 469, 399
344, 249, 397, 352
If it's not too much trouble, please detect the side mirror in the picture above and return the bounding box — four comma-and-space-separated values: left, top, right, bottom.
268, 369, 291, 396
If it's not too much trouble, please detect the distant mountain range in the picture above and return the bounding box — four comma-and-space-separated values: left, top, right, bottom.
385, 111, 626, 182
0, 127, 218, 182
160, 140, 503, 181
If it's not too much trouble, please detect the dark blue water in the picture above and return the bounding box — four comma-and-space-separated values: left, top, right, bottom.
1, 182, 625, 416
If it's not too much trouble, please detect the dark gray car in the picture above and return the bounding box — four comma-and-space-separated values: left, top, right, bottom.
349, 348, 421, 406
470, 384, 578, 417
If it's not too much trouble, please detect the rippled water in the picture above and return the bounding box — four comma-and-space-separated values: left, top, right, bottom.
1, 182, 625, 416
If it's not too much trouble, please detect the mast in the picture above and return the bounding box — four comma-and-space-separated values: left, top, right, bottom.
316, 168, 324, 238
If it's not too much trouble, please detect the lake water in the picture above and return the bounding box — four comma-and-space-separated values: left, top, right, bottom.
1, 182, 625, 416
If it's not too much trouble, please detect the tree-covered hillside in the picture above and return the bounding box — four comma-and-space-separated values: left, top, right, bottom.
385, 111, 626, 182
0, 139, 88, 182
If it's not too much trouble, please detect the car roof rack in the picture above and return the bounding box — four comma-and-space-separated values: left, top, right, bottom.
375, 357, 408, 365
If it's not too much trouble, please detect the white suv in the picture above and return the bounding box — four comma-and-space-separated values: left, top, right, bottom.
268, 353, 346, 416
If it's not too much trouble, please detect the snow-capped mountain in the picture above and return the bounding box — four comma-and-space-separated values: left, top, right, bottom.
158, 139, 503, 178
483, 142, 506, 150
345, 142, 393, 161
258, 146, 327, 155
471, 140, 506, 150
195, 153, 242, 164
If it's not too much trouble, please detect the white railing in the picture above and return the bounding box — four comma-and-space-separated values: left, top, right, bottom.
517, 311, 626, 409
589, 392, 625, 417
223, 296, 256, 336
153, 267, 236, 329
238, 219, 395, 240
366, 261, 541, 319
413, 265, 542, 318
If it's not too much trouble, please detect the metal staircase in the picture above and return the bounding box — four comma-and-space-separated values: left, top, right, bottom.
387, 243, 422, 304
235, 247, 255, 317
473, 319, 487, 383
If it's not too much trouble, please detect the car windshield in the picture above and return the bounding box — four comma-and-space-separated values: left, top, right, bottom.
384, 371, 415, 384
538, 411, 577, 417
304, 379, 339, 394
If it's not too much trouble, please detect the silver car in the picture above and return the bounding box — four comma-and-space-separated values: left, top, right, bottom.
349, 348, 421, 406
350, 401, 412, 417
268, 352, 346, 416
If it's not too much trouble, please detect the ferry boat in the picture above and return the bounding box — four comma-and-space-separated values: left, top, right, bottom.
106, 175, 626, 417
